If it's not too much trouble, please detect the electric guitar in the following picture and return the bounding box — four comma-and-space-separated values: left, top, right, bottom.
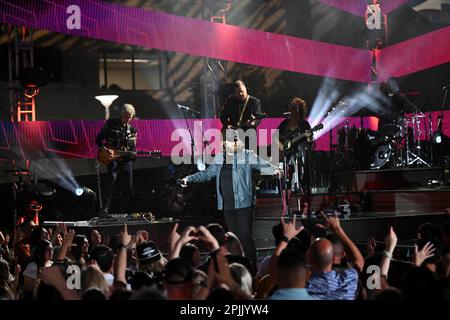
97, 147, 161, 165
226, 113, 267, 131
285, 123, 324, 151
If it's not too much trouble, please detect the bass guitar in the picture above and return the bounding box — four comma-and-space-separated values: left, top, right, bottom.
97, 147, 161, 165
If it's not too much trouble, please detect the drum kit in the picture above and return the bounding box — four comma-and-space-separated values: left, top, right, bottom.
338, 110, 431, 170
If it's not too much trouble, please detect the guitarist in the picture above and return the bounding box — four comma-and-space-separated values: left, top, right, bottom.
274, 97, 314, 214
96, 104, 137, 216
220, 80, 263, 137
276, 97, 313, 152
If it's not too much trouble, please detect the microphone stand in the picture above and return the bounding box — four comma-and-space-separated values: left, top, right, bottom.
441, 87, 449, 119
439, 87, 449, 144
417, 81, 434, 165
180, 107, 196, 171
191, 111, 210, 170
425, 86, 434, 165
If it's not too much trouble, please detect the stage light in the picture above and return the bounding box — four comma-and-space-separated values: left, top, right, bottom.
95, 95, 119, 119
433, 130, 442, 144
74, 187, 97, 212
74, 186, 96, 197
75, 187, 84, 196
309, 80, 389, 140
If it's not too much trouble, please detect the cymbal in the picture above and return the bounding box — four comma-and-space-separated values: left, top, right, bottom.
404, 113, 426, 119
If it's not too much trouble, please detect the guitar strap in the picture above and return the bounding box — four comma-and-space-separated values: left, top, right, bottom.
236, 96, 250, 128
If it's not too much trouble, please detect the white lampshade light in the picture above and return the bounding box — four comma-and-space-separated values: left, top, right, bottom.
95, 95, 119, 119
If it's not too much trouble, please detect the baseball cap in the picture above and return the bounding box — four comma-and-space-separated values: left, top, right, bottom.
136, 241, 161, 264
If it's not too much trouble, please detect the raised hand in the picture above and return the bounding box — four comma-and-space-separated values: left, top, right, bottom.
168, 223, 181, 253
169, 225, 198, 260
54, 223, 65, 237
414, 242, 435, 266
281, 214, 304, 241
120, 224, 132, 247
179, 226, 198, 244
180, 178, 188, 188
320, 212, 341, 233
63, 229, 76, 247
135, 230, 149, 245
56, 229, 75, 261
197, 226, 220, 250
384, 227, 397, 254
367, 236, 377, 256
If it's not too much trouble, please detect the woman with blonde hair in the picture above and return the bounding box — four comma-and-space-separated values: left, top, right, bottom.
81, 265, 109, 296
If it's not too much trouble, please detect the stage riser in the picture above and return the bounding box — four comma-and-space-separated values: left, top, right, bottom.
335, 168, 442, 192
255, 190, 450, 216
370, 191, 450, 212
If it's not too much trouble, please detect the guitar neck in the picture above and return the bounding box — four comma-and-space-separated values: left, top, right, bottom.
117, 150, 135, 156
290, 133, 307, 145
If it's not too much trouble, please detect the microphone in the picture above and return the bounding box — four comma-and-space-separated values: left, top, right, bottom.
176, 179, 186, 186
283, 112, 291, 118
177, 104, 200, 115
442, 85, 450, 91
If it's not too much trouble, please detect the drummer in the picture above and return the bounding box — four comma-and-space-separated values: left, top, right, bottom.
377, 78, 405, 135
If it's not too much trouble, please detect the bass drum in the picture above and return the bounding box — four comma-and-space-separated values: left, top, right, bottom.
370, 144, 393, 170
353, 129, 391, 170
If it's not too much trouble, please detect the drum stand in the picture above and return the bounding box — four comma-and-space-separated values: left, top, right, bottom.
406, 112, 430, 167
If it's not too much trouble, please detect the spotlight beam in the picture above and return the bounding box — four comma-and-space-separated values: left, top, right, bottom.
309, 80, 391, 140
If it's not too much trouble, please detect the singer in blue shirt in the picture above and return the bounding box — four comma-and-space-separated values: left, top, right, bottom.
180, 130, 282, 267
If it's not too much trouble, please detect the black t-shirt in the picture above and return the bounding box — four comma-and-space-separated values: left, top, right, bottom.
277, 118, 311, 145
220, 164, 235, 210
220, 95, 262, 130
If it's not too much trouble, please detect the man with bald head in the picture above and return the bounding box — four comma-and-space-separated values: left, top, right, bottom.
305, 214, 363, 300
308, 238, 335, 271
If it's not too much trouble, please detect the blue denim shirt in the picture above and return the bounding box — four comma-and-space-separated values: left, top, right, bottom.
306, 268, 359, 300
186, 150, 278, 210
